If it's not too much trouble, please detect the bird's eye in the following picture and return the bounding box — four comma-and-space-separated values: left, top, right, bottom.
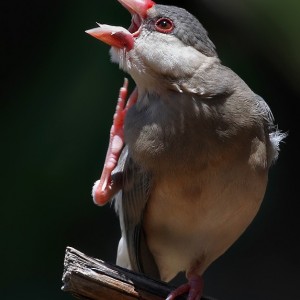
155, 18, 174, 33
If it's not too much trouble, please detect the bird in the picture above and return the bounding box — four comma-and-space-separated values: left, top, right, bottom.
86, 0, 286, 299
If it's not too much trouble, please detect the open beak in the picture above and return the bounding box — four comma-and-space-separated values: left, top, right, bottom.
85, 0, 155, 51
117, 0, 155, 18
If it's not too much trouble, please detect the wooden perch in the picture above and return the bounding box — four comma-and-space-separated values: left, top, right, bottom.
62, 246, 216, 300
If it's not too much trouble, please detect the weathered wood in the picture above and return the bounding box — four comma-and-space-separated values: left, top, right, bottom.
61, 246, 216, 300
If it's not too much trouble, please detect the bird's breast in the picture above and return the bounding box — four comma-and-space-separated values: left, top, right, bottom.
124, 91, 218, 171
143, 157, 267, 281
123, 89, 270, 281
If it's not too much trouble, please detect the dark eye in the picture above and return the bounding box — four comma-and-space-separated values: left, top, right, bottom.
155, 18, 174, 33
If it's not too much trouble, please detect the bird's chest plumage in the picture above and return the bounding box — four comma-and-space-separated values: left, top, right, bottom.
143, 155, 267, 281
124, 91, 220, 171
124, 90, 268, 281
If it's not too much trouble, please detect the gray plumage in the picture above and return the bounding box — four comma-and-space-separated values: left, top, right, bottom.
144, 5, 217, 57
110, 4, 285, 281
88, 1, 286, 293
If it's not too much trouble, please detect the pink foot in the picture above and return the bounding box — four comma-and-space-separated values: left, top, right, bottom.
92, 78, 138, 206
166, 275, 204, 300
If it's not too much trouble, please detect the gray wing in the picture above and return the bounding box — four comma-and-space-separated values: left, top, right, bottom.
113, 146, 160, 279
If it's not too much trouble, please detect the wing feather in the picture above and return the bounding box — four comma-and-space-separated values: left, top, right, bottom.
113, 146, 160, 278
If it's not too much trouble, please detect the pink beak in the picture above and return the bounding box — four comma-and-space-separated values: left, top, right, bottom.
117, 0, 155, 18
86, 25, 135, 51
85, 0, 155, 51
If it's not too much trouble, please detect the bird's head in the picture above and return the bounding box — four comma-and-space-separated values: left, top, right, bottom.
86, 0, 218, 93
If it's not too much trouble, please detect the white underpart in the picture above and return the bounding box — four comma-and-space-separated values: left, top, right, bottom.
114, 189, 133, 269
116, 236, 132, 269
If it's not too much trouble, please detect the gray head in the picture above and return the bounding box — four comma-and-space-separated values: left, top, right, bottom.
144, 4, 217, 57
86, 0, 219, 92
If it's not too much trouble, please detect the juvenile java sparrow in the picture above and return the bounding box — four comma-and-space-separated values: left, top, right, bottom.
86, 0, 285, 299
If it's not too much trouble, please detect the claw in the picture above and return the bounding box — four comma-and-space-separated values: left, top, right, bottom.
166, 275, 204, 300
92, 78, 138, 205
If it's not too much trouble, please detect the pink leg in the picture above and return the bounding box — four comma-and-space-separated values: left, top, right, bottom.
92, 78, 138, 206
166, 275, 204, 300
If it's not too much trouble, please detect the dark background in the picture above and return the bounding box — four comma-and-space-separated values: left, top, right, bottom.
1, 0, 299, 299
